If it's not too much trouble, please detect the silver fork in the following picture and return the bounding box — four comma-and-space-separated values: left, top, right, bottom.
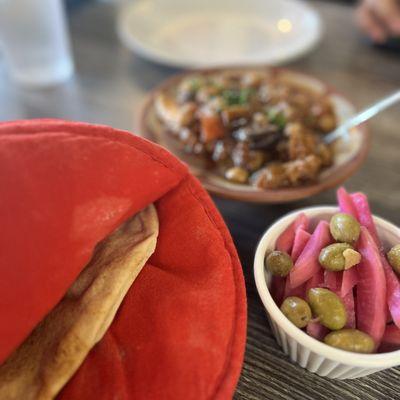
323, 90, 400, 144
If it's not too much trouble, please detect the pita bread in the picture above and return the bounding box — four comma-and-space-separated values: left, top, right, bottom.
0, 204, 158, 400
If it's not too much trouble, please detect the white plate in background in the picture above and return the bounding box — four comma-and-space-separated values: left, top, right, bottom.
117, 0, 322, 68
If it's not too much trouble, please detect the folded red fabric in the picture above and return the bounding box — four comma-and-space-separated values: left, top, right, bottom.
0, 119, 247, 399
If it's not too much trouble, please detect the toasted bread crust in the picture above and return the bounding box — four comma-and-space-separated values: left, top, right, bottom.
0, 205, 158, 400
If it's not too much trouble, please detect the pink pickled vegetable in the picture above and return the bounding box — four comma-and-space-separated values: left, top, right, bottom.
356, 227, 387, 347
337, 187, 358, 218
305, 268, 324, 293
270, 276, 286, 306
341, 290, 356, 328
271, 188, 400, 353
289, 221, 331, 288
379, 324, 400, 352
307, 321, 329, 341
382, 258, 400, 328
383, 324, 400, 342
284, 278, 306, 299
276, 213, 309, 254
350, 191, 400, 329
340, 268, 358, 297
387, 304, 393, 324
351, 192, 380, 246
325, 268, 356, 327
325, 268, 356, 328
324, 271, 341, 292
291, 228, 311, 262
324, 268, 356, 328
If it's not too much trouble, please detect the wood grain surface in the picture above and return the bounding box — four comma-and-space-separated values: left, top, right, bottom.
0, 1, 399, 398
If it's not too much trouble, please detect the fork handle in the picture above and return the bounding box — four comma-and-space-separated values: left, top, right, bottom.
324, 90, 400, 144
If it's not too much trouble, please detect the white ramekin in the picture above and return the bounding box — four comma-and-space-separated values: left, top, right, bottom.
254, 206, 400, 379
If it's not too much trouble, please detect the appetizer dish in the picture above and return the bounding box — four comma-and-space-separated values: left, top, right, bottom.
266, 187, 400, 354
154, 69, 336, 189
141, 67, 369, 202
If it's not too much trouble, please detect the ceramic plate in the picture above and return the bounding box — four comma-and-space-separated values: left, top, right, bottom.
139, 67, 370, 203
118, 0, 322, 68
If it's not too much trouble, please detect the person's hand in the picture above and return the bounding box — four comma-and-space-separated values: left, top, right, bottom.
356, 0, 400, 43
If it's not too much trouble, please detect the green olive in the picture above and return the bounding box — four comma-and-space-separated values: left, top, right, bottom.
265, 250, 293, 277
319, 243, 357, 271
330, 213, 361, 244
307, 288, 347, 330
225, 166, 249, 184
324, 329, 375, 353
280, 296, 312, 328
387, 245, 400, 275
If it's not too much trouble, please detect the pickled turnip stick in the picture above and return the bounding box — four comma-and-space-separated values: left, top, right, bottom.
291, 228, 311, 263
356, 228, 387, 347
289, 221, 331, 288
276, 213, 309, 254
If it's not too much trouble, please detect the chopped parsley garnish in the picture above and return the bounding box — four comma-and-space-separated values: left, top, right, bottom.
223, 88, 255, 106
267, 109, 287, 130
189, 78, 202, 92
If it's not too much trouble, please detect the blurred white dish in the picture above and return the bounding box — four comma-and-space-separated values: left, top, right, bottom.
117, 0, 322, 68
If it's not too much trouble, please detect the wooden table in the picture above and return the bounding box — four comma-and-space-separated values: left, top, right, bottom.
1, 1, 399, 398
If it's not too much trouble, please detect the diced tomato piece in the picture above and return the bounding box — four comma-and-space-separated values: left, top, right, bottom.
289, 221, 332, 288
200, 115, 225, 143
276, 213, 309, 254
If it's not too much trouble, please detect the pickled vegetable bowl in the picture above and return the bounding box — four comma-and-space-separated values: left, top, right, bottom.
265, 187, 400, 354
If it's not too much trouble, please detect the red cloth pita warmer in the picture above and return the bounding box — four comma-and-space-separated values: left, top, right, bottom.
0, 119, 247, 399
